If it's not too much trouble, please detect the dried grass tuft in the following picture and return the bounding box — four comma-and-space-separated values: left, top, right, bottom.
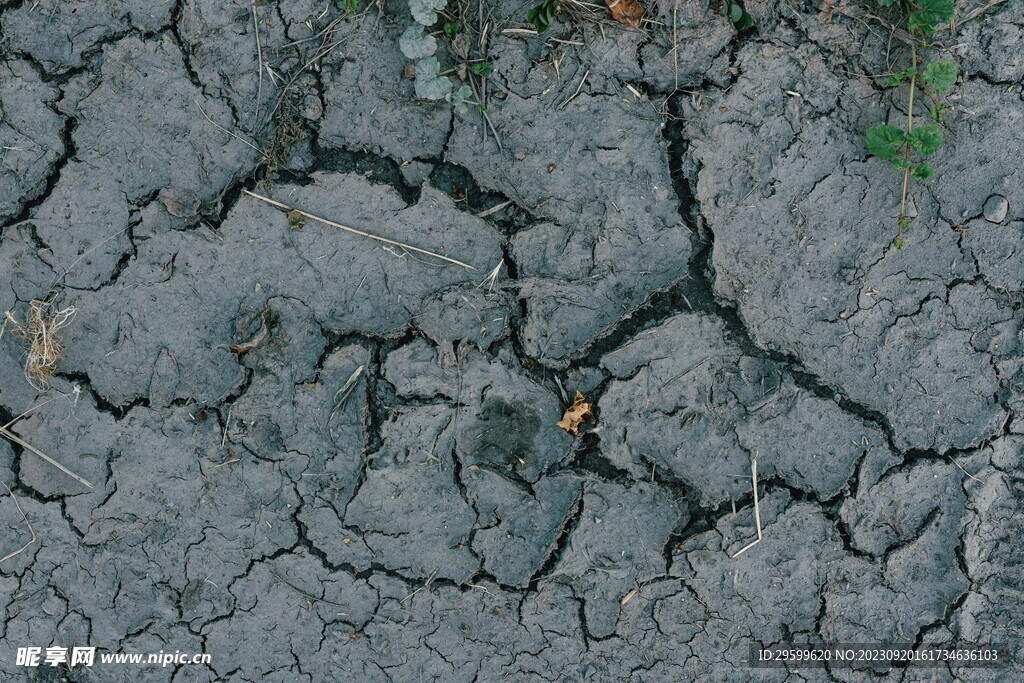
3, 300, 76, 389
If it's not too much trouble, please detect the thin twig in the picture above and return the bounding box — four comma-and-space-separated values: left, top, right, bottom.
477, 259, 504, 293
252, 5, 264, 122
0, 481, 37, 564
221, 405, 232, 447
243, 190, 476, 270
2, 398, 59, 431
46, 225, 133, 292
947, 454, 984, 484
261, 33, 350, 134
271, 569, 348, 607
475, 200, 512, 218
956, 0, 1007, 28
401, 567, 439, 603
559, 69, 589, 109
445, 349, 465, 466
0, 427, 94, 489
479, 107, 503, 153
896, 40, 918, 245
730, 455, 762, 558
328, 365, 364, 440
194, 100, 264, 154
672, 6, 678, 92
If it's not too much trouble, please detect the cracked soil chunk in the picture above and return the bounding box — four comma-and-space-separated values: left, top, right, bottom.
600, 312, 898, 504
0, 1, 173, 74
178, 0, 292, 135
0, 60, 65, 224
29, 34, 259, 288
554, 480, 683, 639
674, 494, 846, 674
449, 92, 691, 363
690, 39, 1015, 452
346, 339, 579, 583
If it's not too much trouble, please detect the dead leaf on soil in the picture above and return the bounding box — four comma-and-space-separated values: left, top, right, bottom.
159, 188, 200, 218
227, 309, 268, 356
556, 391, 592, 436
605, 0, 643, 27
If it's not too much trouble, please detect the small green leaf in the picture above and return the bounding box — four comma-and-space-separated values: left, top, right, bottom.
399, 25, 437, 60
894, 236, 904, 249
727, 3, 754, 30
409, 0, 448, 26
929, 103, 947, 122
891, 158, 911, 169
908, 0, 954, 33
414, 57, 453, 100
910, 163, 934, 181
887, 67, 914, 87
866, 124, 906, 160
443, 21, 459, 38
527, 0, 558, 32
447, 85, 474, 115
908, 125, 943, 156
923, 61, 957, 93
469, 61, 493, 76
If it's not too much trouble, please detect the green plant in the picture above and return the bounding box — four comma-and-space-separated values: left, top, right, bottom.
400, 0, 483, 106
449, 85, 475, 114
725, 1, 754, 30
414, 56, 453, 100
865, 0, 955, 249
400, 0, 452, 100
344, 0, 358, 14
526, 0, 559, 32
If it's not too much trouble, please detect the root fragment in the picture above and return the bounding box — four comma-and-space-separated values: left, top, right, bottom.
4, 300, 76, 389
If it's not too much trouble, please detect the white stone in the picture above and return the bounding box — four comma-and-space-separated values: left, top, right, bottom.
983, 194, 1009, 223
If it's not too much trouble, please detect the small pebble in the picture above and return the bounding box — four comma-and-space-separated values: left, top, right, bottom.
984, 194, 1008, 223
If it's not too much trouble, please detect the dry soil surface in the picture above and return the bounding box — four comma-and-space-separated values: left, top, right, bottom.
1, 0, 1023, 681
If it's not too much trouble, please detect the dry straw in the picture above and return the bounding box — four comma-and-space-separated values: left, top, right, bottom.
243, 190, 476, 270
3, 300, 77, 389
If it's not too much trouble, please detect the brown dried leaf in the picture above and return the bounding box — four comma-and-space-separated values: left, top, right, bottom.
556, 391, 592, 436
227, 309, 268, 356
159, 188, 200, 218
605, 0, 643, 27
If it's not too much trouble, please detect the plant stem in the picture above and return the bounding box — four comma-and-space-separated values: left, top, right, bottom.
919, 81, 943, 120
897, 38, 918, 243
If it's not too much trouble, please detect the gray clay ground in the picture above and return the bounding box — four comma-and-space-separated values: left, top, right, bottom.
1, 0, 1023, 680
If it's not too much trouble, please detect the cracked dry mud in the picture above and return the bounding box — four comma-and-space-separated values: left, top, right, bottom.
1, 0, 1022, 681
